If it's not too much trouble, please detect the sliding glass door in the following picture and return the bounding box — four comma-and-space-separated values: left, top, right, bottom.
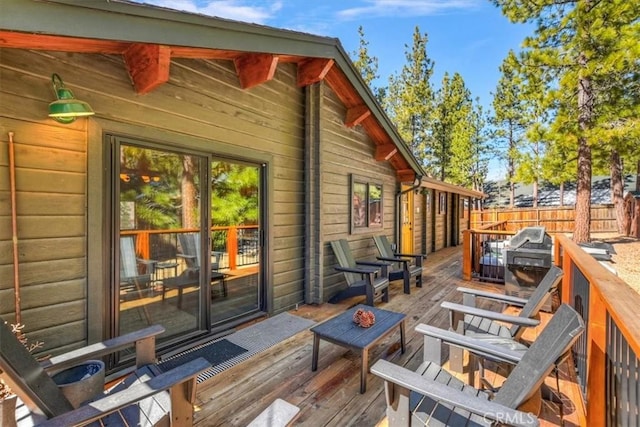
112, 136, 263, 347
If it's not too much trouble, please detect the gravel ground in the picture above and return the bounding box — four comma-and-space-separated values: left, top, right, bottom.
592, 233, 640, 293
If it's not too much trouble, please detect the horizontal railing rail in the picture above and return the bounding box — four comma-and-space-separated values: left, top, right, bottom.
121, 225, 259, 270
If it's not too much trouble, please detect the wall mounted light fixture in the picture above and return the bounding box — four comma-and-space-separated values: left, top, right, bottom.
48, 73, 95, 123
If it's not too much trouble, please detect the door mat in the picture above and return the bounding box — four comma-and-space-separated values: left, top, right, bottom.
167, 312, 315, 383
157, 338, 247, 373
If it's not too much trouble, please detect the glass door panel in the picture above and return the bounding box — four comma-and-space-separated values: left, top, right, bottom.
117, 143, 206, 343
210, 160, 261, 324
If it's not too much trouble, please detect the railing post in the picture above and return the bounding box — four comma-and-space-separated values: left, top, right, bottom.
462, 230, 472, 280
586, 289, 607, 427
228, 226, 238, 270
136, 231, 150, 259
561, 241, 573, 306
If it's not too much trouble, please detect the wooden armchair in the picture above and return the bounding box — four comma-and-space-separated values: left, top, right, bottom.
329, 239, 390, 306
0, 320, 209, 426
373, 235, 424, 294
371, 304, 584, 427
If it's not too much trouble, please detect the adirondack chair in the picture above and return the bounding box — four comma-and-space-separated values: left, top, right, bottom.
441, 265, 562, 373
120, 235, 156, 298
442, 265, 563, 341
0, 320, 209, 426
328, 239, 390, 306
176, 232, 226, 297
371, 303, 584, 427
373, 235, 424, 294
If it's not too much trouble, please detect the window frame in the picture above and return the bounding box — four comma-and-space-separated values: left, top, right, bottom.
350, 174, 383, 234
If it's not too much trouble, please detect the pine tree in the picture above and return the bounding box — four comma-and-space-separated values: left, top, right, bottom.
351, 25, 381, 98
491, 51, 528, 208
432, 72, 473, 182
491, 0, 640, 243
384, 27, 435, 169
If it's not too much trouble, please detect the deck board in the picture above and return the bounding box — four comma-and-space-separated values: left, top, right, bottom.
192, 246, 585, 426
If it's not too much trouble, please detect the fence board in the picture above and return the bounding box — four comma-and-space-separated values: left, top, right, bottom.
471, 206, 617, 233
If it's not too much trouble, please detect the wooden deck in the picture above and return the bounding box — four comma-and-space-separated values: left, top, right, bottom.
192, 246, 585, 426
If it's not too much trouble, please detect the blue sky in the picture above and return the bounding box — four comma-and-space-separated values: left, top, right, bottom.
132, 0, 533, 178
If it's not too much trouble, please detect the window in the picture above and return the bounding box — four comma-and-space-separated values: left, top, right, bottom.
439, 192, 447, 214
350, 174, 383, 232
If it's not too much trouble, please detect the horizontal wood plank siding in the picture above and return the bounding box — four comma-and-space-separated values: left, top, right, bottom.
319, 84, 397, 302
0, 47, 309, 354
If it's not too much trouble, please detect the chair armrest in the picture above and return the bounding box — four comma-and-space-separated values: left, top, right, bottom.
335, 265, 380, 275
176, 254, 196, 260
355, 260, 391, 267
38, 357, 210, 427
375, 256, 409, 264
457, 287, 529, 307
394, 253, 425, 262
370, 360, 539, 427
415, 324, 525, 365
440, 302, 540, 327
41, 325, 166, 373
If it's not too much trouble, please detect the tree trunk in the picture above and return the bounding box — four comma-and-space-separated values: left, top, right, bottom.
574, 138, 591, 243
610, 150, 628, 234
509, 181, 515, 208
559, 182, 565, 207
181, 155, 198, 229
533, 180, 538, 208
573, 49, 593, 244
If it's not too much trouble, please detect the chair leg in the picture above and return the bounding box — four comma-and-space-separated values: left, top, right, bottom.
403, 270, 410, 294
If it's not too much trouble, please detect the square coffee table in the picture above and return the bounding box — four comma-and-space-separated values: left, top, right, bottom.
311, 304, 406, 393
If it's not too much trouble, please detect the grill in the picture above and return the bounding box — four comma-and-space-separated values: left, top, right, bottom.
505, 226, 553, 311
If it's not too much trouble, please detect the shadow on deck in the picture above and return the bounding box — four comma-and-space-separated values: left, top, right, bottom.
192, 246, 584, 426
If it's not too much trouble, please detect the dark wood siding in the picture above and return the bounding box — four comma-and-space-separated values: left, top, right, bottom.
319, 85, 397, 302
0, 48, 308, 354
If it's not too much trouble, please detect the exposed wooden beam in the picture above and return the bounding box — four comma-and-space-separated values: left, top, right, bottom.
233, 53, 278, 89
123, 43, 171, 94
345, 105, 371, 128
396, 169, 416, 183
297, 58, 334, 87
375, 144, 398, 161
0, 30, 128, 53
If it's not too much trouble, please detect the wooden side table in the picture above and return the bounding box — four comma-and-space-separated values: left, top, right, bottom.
311, 305, 406, 393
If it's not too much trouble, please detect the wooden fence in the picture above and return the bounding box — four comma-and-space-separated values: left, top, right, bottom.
471, 206, 618, 233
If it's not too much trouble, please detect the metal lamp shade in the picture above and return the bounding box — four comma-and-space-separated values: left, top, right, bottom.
48, 74, 95, 123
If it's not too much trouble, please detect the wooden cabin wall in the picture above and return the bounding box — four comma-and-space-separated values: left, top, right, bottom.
431, 191, 442, 251
319, 84, 397, 303
0, 48, 308, 354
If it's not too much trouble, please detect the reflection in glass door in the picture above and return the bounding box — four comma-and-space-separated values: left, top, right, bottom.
113, 137, 264, 345
209, 160, 261, 325
117, 141, 206, 343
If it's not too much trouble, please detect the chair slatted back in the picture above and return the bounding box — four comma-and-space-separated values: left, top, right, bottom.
373, 235, 402, 270
509, 265, 563, 338
179, 232, 201, 269
329, 239, 359, 286
0, 319, 74, 418
494, 303, 584, 409
373, 235, 395, 258
120, 236, 140, 280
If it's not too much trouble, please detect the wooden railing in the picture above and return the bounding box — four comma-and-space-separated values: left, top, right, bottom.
554, 234, 640, 426
121, 225, 259, 270
461, 222, 514, 282
462, 226, 640, 425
